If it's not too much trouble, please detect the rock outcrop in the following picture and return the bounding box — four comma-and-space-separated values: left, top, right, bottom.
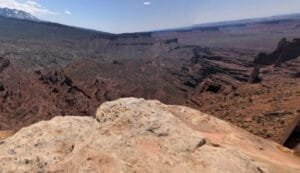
0, 98, 299, 173
0, 57, 10, 73
248, 66, 261, 83
0, 81, 4, 91
254, 38, 300, 66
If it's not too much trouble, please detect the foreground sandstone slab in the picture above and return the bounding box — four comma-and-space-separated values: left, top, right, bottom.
0, 98, 299, 172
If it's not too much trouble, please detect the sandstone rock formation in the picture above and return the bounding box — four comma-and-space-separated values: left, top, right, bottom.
248, 66, 261, 83
0, 98, 299, 172
254, 38, 300, 66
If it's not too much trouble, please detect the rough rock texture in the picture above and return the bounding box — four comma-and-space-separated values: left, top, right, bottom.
0, 98, 299, 173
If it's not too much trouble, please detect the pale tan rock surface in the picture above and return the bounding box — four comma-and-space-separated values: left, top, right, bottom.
0, 98, 299, 173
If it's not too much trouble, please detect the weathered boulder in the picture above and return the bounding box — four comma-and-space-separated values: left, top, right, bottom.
0, 98, 299, 172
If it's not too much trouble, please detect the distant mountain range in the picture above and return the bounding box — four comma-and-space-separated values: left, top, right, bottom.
192, 13, 300, 28
0, 7, 38, 21
1, 7, 300, 35
153, 13, 300, 33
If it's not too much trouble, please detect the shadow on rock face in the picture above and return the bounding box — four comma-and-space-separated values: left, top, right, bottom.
254, 38, 300, 66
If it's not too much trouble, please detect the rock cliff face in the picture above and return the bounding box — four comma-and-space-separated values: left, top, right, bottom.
0, 98, 299, 173
254, 38, 300, 66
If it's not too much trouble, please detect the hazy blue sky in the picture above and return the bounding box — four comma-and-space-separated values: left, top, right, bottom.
1, 0, 300, 33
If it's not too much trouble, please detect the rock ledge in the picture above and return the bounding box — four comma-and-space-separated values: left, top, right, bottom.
0, 98, 299, 173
